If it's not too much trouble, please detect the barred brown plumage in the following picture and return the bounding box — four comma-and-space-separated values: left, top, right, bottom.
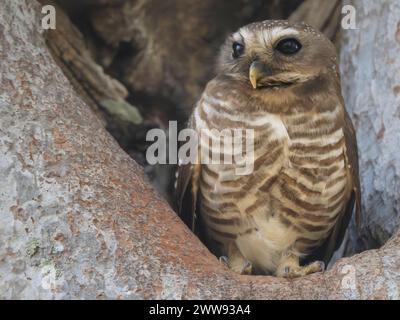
175, 20, 361, 277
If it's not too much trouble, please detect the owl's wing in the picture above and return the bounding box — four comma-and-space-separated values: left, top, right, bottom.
343, 108, 362, 226
175, 116, 201, 233
316, 108, 361, 265
175, 162, 199, 231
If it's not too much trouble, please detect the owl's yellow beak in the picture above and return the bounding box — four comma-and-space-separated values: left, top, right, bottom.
249, 60, 272, 89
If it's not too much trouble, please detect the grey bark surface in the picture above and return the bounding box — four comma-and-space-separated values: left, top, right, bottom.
340, 0, 400, 252
0, 0, 400, 299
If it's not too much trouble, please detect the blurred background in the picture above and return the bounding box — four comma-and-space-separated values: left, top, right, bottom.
40, 0, 343, 203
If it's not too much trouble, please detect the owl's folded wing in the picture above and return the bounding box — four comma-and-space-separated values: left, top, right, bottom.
175, 161, 198, 231
175, 113, 201, 233
319, 107, 361, 264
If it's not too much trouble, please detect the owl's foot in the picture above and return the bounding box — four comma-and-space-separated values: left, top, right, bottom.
276, 253, 325, 278
219, 255, 252, 275
281, 261, 325, 278
219, 255, 229, 265
219, 243, 253, 275
238, 260, 253, 275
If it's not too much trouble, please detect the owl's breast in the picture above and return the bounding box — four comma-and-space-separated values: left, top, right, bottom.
194, 91, 291, 250
274, 108, 350, 253
193, 87, 350, 272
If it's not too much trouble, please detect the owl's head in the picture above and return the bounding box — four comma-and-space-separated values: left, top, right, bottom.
217, 20, 338, 89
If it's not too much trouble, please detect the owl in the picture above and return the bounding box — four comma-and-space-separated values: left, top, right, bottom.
176, 20, 360, 277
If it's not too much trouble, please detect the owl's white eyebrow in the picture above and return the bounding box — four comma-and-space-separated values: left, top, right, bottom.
233, 32, 245, 43
268, 27, 299, 42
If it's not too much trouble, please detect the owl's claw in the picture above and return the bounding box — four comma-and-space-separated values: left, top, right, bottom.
219, 256, 229, 265
240, 260, 253, 275
230, 259, 253, 275
316, 261, 325, 272
280, 260, 325, 278
277, 251, 325, 278
284, 266, 290, 275
219, 255, 252, 275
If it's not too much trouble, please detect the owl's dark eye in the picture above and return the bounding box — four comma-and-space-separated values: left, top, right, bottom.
232, 42, 245, 58
275, 38, 302, 55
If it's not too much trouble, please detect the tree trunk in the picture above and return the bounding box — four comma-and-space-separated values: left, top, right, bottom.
0, 0, 399, 299
340, 0, 400, 254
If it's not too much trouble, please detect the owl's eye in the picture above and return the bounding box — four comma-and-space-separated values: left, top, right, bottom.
275, 38, 302, 55
232, 42, 245, 58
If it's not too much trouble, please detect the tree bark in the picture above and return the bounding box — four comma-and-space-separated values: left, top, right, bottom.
340, 0, 400, 253
0, 0, 399, 299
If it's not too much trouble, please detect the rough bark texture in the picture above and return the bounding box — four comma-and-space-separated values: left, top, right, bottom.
1, 0, 400, 300
340, 0, 400, 253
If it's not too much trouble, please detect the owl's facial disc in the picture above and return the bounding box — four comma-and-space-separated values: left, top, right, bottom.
218, 21, 337, 90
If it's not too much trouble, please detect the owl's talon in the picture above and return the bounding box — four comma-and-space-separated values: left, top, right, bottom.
277, 253, 325, 278
219, 256, 229, 266
219, 245, 253, 275
220, 255, 252, 274
317, 261, 325, 272
284, 266, 290, 274
240, 260, 252, 275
